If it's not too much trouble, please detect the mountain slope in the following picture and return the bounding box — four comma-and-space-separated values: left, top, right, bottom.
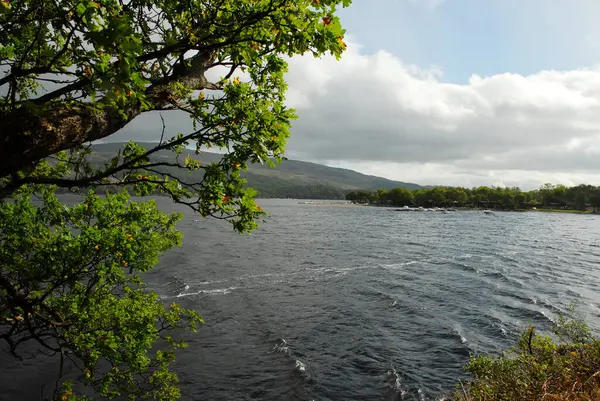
89, 142, 422, 198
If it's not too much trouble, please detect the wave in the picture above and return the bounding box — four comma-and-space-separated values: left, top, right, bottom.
384, 366, 405, 395
453, 327, 468, 344
540, 310, 557, 324
271, 338, 290, 355
380, 260, 421, 269
271, 339, 310, 381
175, 286, 238, 298
382, 365, 430, 401
295, 360, 307, 373
445, 260, 480, 273
483, 271, 524, 288
406, 241, 428, 247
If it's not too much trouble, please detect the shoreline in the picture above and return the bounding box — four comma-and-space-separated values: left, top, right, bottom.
298, 201, 598, 214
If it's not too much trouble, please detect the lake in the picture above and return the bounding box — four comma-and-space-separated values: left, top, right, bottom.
3, 198, 600, 400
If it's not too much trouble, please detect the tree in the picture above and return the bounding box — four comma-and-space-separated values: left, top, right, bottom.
353, 190, 371, 203
376, 189, 389, 204
0, 0, 351, 399
554, 184, 568, 200
589, 188, 600, 213
515, 192, 526, 209
345, 191, 358, 202
414, 188, 431, 205
387, 187, 414, 206
472, 186, 491, 207
430, 187, 446, 206
574, 191, 588, 211
539, 183, 555, 207
445, 187, 467, 205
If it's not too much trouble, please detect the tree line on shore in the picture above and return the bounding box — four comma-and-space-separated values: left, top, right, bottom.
345, 183, 600, 211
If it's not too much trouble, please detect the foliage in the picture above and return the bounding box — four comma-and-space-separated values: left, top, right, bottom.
1, 186, 202, 400
346, 183, 600, 211
0, 0, 351, 399
345, 190, 373, 204
1, 0, 351, 214
454, 318, 600, 401
386, 187, 415, 206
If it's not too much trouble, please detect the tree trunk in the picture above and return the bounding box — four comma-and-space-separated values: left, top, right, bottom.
0, 103, 136, 178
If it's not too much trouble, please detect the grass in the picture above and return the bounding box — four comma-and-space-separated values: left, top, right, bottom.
453, 317, 600, 401
531, 209, 593, 214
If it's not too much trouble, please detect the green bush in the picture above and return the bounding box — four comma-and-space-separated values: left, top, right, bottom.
456, 317, 600, 401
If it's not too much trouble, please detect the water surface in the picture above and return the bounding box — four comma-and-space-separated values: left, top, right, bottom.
3, 198, 600, 400
149, 199, 600, 401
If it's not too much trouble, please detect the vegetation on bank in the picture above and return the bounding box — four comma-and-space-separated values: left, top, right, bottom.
346, 184, 600, 212
454, 317, 600, 401
532, 209, 594, 214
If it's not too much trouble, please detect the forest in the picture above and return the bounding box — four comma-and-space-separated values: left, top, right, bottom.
345, 183, 600, 211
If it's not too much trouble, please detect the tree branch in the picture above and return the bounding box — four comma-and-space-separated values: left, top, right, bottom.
0, 50, 218, 181
0, 120, 214, 198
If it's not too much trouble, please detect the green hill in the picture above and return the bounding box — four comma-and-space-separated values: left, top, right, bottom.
88, 142, 422, 199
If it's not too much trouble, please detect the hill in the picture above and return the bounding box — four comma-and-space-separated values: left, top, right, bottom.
88, 142, 423, 199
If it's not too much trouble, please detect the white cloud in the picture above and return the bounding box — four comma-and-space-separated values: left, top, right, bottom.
282, 40, 600, 189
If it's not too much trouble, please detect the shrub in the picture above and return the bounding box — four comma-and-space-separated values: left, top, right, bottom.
455, 317, 600, 401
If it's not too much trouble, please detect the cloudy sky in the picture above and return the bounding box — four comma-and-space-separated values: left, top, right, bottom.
116, 0, 600, 189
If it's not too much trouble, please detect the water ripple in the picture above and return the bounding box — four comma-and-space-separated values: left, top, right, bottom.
4, 199, 600, 401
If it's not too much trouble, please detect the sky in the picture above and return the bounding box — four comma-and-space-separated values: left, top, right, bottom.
115, 0, 600, 189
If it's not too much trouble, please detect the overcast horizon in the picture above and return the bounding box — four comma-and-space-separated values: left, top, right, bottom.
109, 0, 600, 191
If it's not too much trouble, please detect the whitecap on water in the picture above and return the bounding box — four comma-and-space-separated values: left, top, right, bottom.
175, 286, 238, 298
295, 360, 306, 373
451, 326, 469, 344
380, 260, 419, 269
385, 367, 407, 397
270, 340, 309, 377
271, 339, 290, 354
386, 368, 400, 391
202, 287, 238, 295
540, 310, 556, 324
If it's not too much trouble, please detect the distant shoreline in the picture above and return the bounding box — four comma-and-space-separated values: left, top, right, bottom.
296, 201, 359, 206
297, 201, 598, 214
